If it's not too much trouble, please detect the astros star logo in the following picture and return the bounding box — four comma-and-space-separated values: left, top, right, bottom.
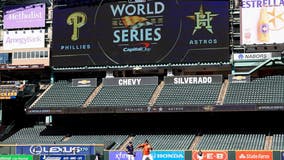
187, 4, 218, 35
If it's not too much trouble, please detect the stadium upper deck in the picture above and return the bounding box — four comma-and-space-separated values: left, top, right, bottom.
0, 0, 284, 158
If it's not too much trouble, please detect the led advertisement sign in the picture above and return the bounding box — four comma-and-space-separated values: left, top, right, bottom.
51, 0, 229, 67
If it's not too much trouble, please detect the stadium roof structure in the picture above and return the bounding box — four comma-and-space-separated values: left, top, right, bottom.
52, 62, 231, 72
0, 0, 52, 9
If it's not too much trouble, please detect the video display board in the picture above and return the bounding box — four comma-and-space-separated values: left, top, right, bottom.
240, 0, 284, 44
51, 0, 229, 67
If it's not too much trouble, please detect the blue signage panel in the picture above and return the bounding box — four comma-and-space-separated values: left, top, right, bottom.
109, 151, 142, 160
109, 150, 184, 160
0, 54, 9, 64
151, 150, 185, 160
40, 155, 85, 160
16, 145, 95, 155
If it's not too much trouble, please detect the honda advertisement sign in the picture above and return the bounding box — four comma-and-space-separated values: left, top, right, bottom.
109, 150, 184, 160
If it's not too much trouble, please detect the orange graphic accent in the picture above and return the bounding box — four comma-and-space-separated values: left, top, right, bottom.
236, 151, 273, 160
139, 42, 150, 48
192, 150, 228, 160
121, 16, 148, 28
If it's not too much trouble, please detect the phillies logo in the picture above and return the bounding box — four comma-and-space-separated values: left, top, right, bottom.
67, 12, 87, 41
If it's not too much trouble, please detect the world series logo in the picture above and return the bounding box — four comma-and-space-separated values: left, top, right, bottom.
110, 0, 165, 53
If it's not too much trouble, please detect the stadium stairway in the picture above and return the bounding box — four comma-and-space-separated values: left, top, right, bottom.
118, 135, 135, 150
27, 84, 53, 109
83, 83, 103, 108
216, 79, 229, 105
148, 81, 165, 107
189, 135, 203, 150
264, 135, 273, 150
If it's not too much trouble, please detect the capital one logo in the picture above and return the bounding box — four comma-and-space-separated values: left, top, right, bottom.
66, 12, 87, 41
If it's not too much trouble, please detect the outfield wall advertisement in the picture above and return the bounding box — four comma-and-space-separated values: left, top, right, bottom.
109, 150, 184, 160
0, 155, 33, 160
51, 0, 229, 67
16, 145, 95, 155
235, 151, 273, 160
192, 150, 228, 160
39, 155, 85, 160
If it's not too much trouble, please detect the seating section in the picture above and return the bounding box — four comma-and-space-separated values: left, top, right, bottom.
63, 135, 128, 149
224, 75, 284, 104
2, 126, 277, 150
271, 134, 284, 150
2, 126, 63, 144
89, 85, 157, 107
196, 130, 266, 150
132, 134, 195, 150
155, 83, 222, 106
1, 126, 127, 149
32, 80, 94, 108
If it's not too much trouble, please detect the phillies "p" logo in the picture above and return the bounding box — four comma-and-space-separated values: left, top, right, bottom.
67, 12, 87, 41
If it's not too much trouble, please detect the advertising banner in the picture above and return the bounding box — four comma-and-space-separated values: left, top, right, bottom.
235, 150, 273, 160
109, 150, 184, 160
103, 76, 158, 86
240, 1, 284, 44
3, 29, 45, 50
0, 155, 33, 160
164, 75, 223, 84
192, 150, 228, 160
39, 155, 85, 160
109, 151, 143, 160
228, 75, 251, 83
16, 145, 95, 155
151, 150, 185, 160
51, 0, 229, 67
281, 151, 284, 160
72, 78, 97, 87
3, 3, 46, 29
233, 53, 272, 61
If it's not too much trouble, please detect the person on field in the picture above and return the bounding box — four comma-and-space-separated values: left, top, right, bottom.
125, 141, 135, 160
197, 150, 203, 160
136, 139, 153, 160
